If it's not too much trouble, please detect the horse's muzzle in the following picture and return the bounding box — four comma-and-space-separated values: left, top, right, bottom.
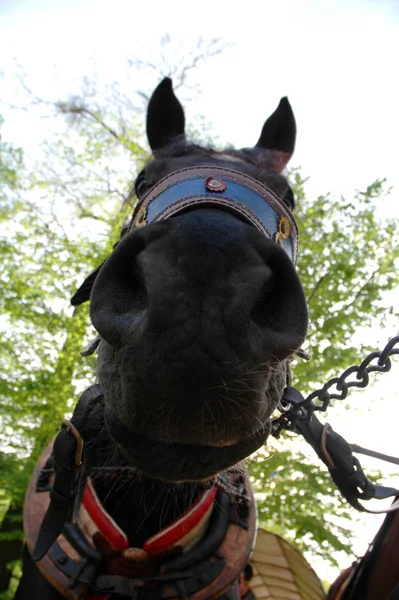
104, 406, 270, 482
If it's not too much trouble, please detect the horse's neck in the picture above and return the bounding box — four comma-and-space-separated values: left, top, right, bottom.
89, 459, 203, 547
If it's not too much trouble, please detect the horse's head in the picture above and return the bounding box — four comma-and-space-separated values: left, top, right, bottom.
73, 78, 308, 482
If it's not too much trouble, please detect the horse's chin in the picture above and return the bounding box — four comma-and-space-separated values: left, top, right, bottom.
104, 407, 270, 482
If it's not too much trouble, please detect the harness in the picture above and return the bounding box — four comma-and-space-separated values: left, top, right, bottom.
26, 385, 257, 599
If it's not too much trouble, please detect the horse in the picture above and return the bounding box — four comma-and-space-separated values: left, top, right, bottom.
14, 77, 309, 599
328, 498, 399, 600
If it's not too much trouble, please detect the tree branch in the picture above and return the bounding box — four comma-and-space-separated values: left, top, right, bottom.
307, 273, 329, 305
56, 104, 130, 150
341, 267, 381, 312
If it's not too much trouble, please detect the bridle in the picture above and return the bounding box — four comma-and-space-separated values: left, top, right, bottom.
131, 165, 299, 263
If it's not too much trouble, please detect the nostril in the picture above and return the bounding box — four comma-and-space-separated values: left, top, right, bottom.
249, 257, 308, 362
89, 234, 148, 347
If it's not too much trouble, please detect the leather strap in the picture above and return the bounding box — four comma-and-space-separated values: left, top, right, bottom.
32, 385, 104, 561
350, 443, 399, 467
282, 387, 398, 512
31, 425, 81, 561
130, 166, 298, 263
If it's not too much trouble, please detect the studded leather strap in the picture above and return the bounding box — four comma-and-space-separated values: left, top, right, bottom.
130, 166, 298, 263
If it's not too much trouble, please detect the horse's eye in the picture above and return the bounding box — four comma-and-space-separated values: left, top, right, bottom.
134, 169, 148, 198
283, 187, 295, 210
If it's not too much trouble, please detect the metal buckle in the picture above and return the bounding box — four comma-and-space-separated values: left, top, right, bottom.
62, 419, 84, 471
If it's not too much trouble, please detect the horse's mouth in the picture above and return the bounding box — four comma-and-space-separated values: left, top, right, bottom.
104, 408, 270, 482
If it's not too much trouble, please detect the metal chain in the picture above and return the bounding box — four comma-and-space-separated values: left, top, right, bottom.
272, 335, 399, 435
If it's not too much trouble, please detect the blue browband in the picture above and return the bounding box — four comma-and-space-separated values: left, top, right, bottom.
131, 167, 298, 263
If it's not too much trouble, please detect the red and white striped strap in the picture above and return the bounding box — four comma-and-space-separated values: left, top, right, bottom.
78, 478, 217, 555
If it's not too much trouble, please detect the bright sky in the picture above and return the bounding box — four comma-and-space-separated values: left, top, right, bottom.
1, 0, 399, 203
1, 0, 399, 586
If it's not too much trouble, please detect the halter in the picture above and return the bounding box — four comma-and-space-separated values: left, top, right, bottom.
130, 166, 299, 264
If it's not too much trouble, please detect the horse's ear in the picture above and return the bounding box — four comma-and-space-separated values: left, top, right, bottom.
256, 97, 296, 172
71, 264, 103, 306
146, 78, 186, 151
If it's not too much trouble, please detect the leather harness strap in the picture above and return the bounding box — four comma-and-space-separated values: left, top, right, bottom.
32, 385, 104, 562
387, 584, 399, 600
282, 387, 399, 513
130, 166, 298, 264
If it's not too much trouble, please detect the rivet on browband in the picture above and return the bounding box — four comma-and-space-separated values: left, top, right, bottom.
275, 217, 290, 246
205, 177, 226, 193
134, 206, 148, 228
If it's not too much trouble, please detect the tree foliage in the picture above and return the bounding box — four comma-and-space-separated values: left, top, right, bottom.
250, 444, 354, 568
292, 172, 399, 391
0, 104, 148, 595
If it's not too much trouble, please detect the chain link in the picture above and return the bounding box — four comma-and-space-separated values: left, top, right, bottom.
272, 335, 399, 435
